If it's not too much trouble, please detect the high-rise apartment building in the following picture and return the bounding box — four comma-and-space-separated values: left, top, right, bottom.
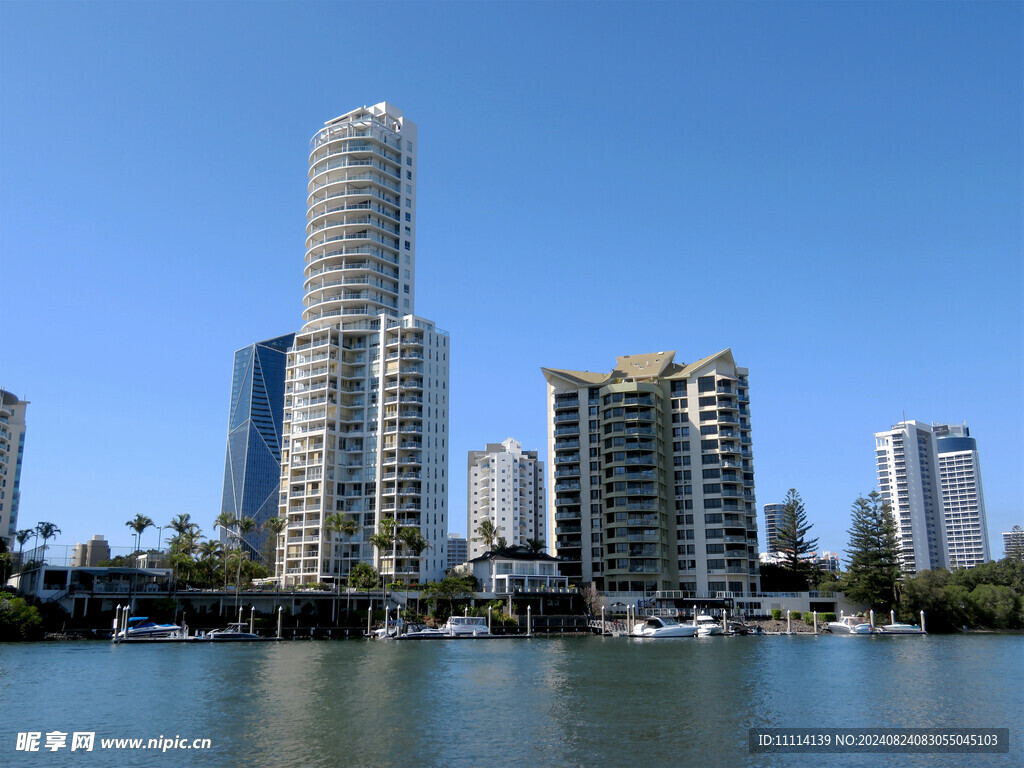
1003, 526, 1024, 559
220, 334, 294, 561
277, 103, 449, 587
0, 389, 28, 545
933, 423, 990, 569
874, 420, 947, 574
542, 350, 759, 594
763, 503, 783, 554
467, 438, 546, 560
447, 533, 468, 569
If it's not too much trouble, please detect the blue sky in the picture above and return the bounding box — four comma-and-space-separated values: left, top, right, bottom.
1, 1, 1021, 560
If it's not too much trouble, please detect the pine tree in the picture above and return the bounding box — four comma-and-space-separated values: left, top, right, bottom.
771, 488, 819, 573
844, 491, 901, 611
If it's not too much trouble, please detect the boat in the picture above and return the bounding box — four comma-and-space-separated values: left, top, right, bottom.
629, 615, 697, 638
371, 618, 405, 639
397, 624, 449, 639
826, 615, 875, 634
442, 616, 490, 636
880, 622, 926, 635
115, 617, 183, 640
204, 622, 261, 641
694, 614, 725, 636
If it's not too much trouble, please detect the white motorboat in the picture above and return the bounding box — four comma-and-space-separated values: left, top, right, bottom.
397, 624, 449, 639
694, 614, 725, 636
826, 615, 875, 634
442, 616, 490, 636
204, 622, 261, 641
630, 615, 697, 638
115, 617, 183, 640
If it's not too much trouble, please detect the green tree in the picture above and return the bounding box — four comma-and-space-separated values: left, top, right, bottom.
844, 492, 901, 611
262, 516, 288, 572
14, 529, 34, 573
771, 488, 818, 574
125, 514, 153, 554
34, 522, 62, 566
473, 519, 499, 551
214, 512, 238, 588
423, 572, 476, 621
232, 517, 257, 589
0, 591, 44, 641
525, 538, 547, 555
348, 562, 379, 590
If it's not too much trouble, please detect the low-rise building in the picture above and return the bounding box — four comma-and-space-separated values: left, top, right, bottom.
469, 546, 567, 595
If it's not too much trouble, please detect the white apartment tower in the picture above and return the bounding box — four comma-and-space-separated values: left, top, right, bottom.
277, 103, 450, 587
874, 420, 947, 574
467, 438, 546, 560
543, 350, 759, 594
933, 423, 990, 568
763, 503, 783, 554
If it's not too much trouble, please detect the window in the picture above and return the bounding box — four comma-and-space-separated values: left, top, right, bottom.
405, 213, 411, 222
698, 376, 715, 393
406, 171, 412, 180
700, 425, 718, 435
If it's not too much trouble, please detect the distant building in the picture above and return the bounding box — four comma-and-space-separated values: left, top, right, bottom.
543, 349, 759, 594
1003, 526, 1024, 558
763, 503, 783, 554
467, 438, 545, 560
874, 420, 947, 575
447, 534, 468, 570
70, 535, 111, 567
0, 389, 29, 546
220, 333, 294, 562
933, 423, 991, 568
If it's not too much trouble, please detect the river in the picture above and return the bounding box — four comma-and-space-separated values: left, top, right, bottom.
1, 634, 1021, 767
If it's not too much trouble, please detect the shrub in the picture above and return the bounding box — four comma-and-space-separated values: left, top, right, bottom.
790, 611, 802, 622
821, 612, 836, 623
770, 609, 782, 620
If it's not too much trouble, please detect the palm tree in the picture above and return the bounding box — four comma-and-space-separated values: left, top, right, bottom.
197, 539, 222, 588
526, 538, 547, 555
399, 527, 432, 614
473, 520, 499, 551
233, 517, 257, 592
370, 518, 399, 609
262, 516, 287, 574
125, 514, 154, 555
14, 529, 34, 572
214, 512, 238, 588
34, 522, 62, 566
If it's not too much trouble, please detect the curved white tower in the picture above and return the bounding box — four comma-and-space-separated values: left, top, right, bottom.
303, 103, 416, 332
277, 104, 449, 589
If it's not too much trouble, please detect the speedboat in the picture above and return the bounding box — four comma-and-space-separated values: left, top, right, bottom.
115, 617, 183, 640
398, 624, 449, 639
629, 615, 697, 638
826, 615, 875, 634
204, 622, 260, 641
371, 618, 405, 638
694, 614, 725, 636
880, 622, 925, 635
442, 616, 490, 636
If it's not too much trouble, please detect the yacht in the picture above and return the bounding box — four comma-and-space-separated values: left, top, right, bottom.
115, 617, 183, 640
694, 614, 725, 636
629, 615, 697, 638
443, 616, 490, 636
204, 622, 261, 641
826, 615, 875, 634
397, 624, 449, 639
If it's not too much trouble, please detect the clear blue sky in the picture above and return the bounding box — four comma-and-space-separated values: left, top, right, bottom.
2, 1, 1021, 560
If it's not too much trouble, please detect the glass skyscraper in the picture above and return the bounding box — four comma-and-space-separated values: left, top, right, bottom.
220, 333, 295, 561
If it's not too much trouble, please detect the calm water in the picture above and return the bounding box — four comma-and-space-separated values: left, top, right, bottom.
1, 634, 1021, 768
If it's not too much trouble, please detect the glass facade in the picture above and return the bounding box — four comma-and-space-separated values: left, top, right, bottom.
220, 334, 294, 562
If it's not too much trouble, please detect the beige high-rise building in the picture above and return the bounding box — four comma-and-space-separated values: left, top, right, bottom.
0, 389, 28, 546
467, 438, 546, 560
542, 349, 759, 595
276, 103, 450, 587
